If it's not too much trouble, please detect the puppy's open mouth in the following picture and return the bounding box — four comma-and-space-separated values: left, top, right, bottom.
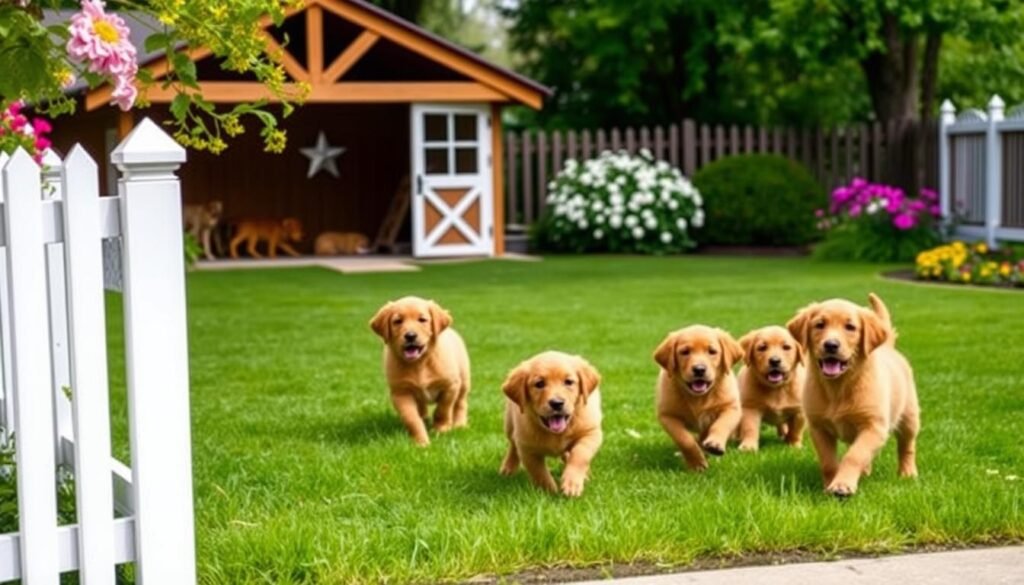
819, 357, 848, 378
766, 369, 786, 384
541, 414, 571, 434
687, 379, 712, 395
402, 343, 425, 360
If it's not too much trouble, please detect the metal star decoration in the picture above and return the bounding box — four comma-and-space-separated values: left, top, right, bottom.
300, 131, 346, 178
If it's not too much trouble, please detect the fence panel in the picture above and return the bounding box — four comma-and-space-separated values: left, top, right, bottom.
1004, 131, 1024, 227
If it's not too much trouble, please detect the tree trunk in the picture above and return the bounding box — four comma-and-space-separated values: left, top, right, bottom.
920, 32, 942, 121
859, 13, 920, 123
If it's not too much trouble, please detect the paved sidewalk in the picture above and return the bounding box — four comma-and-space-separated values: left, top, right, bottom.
574, 547, 1024, 585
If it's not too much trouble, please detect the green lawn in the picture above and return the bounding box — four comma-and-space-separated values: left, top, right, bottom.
106, 256, 1024, 584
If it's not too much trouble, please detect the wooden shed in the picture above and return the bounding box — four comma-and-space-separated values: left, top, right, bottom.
51, 0, 549, 258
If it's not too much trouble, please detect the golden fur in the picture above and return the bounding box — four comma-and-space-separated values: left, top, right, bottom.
370, 297, 470, 446
183, 200, 223, 260
500, 351, 602, 497
787, 293, 919, 497
229, 217, 304, 259
314, 231, 370, 256
736, 326, 807, 451
654, 326, 744, 471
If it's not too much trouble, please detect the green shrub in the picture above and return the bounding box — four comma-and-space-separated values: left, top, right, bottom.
691, 154, 826, 246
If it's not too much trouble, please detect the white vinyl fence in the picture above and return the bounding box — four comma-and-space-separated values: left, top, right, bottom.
939, 95, 1024, 245
0, 118, 196, 584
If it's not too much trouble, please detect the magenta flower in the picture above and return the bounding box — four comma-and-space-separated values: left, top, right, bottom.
893, 213, 916, 230
66, 1, 138, 111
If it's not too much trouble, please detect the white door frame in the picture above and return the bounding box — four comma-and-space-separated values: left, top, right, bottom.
410, 103, 493, 258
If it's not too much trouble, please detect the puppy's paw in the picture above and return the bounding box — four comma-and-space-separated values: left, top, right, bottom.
412, 436, 431, 447
898, 464, 918, 478
434, 422, 453, 434
825, 479, 857, 498
499, 460, 519, 476
682, 453, 708, 472
786, 440, 804, 449
701, 439, 726, 456
561, 472, 585, 498
737, 441, 759, 453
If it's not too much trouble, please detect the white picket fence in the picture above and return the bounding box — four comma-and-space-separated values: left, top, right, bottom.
0, 118, 196, 583
938, 95, 1024, 245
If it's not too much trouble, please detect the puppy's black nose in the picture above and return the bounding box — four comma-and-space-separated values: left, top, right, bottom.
768, 357, 782, 367
403, 331, 418, 342
823, 339, 840, 354
548, 398, 565, 411
692, 364, 707, 377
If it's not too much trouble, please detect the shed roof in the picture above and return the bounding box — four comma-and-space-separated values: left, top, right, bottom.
76, 0, 550, 111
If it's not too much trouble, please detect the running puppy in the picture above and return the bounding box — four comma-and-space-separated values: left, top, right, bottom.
736, 326, 807, 451
370, 297, 470, 446
654, 326, 744, 471
787, 293, 920, 497
500, 351, 602, 497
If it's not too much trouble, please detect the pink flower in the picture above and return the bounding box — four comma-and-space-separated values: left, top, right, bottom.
66, 1, 138, 111
893, 213, 916, 230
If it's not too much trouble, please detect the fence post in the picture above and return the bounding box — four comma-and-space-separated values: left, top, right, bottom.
41, 149, 75, 469
111, 118, 195, 583
2, 149, 60, 583
61, 145, 116, 585
938, 99, 955, 221
0, 151, 11, 441
985, 95, 1004, 246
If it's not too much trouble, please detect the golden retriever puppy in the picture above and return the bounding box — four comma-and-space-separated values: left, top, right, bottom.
500, 351, 602, 497
314, 231, 370, 256
229, 217, 304, 259
370, 297, 470, 446
787, 293, 919, 497
654, 326, 744, 471
736, 326, 807, 451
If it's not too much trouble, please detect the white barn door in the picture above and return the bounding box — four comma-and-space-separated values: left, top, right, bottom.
410, 104, 493, 258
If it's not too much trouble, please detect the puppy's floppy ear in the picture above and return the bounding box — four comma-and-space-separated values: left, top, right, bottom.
502, 363, 530, 413
717, 329, 744, 370
653, 334, 677, 372
369, 303, 392, 341
428, 300, 452, 336
859, 309, 889, 355
574, 356, 601, 403
738, 331, 757, 365
791, 336, 806, 365
786, 304, 816, 350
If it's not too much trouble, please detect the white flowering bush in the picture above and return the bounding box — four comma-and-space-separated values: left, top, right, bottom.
532, 149, 704, 254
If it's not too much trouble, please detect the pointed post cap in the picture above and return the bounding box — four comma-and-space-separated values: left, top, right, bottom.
988, 95, 1005, 121
940, 99, 955, 114
111, 117, 186, 173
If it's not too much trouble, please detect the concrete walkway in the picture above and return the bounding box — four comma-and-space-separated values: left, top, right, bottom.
194, 256, 420, 274
574, 547, 1024, 585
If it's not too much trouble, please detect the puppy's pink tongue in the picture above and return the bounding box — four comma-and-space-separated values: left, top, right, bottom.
768, 372, 784, 383
822, 360, 843, 376
403, 348, 420, 359
547, 416, 568, 433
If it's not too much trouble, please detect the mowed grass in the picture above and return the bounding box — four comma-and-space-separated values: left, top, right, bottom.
103, 256, 1024, 584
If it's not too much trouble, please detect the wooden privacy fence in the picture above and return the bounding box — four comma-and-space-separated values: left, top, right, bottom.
504, 119, 938, 230
0, 118, 196, 584
939, 96, 1024, 245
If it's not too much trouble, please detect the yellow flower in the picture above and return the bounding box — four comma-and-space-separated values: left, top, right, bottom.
962, 272, 972, 282
1000, 263, 1012, 277
975, 243, 988, 254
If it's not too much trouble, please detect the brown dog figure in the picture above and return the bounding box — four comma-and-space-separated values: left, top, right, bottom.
736, 326, 807, 451
370, 297, 470, 446
314, 231, 370, 256
183, 200, 223, 260
787, 293, 920, 497
654, 326, 744, 471
500, 351, 602, 497
229, 217, 304, 259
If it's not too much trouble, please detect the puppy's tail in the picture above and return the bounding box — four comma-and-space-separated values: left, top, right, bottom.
868, 292, 898, 343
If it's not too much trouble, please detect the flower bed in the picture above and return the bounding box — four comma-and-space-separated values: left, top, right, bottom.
814, 178, 942, 262
531, 150, 703, 254
915, 241, 1024, 287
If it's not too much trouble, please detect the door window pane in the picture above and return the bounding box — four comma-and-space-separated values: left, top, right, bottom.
425, 148, 449, 174
454, 114, 477, 141
424, 114, 448, 142
454, 147, 478, 174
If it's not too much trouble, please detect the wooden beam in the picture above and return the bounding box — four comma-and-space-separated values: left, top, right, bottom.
316, 0, 544, 109
306, 5, 324, 82
117, 110, 134, 140
139, 82, 510, 104
491, 103, 505, 256
265, 33, 310, 82
323, 31, 379, 83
